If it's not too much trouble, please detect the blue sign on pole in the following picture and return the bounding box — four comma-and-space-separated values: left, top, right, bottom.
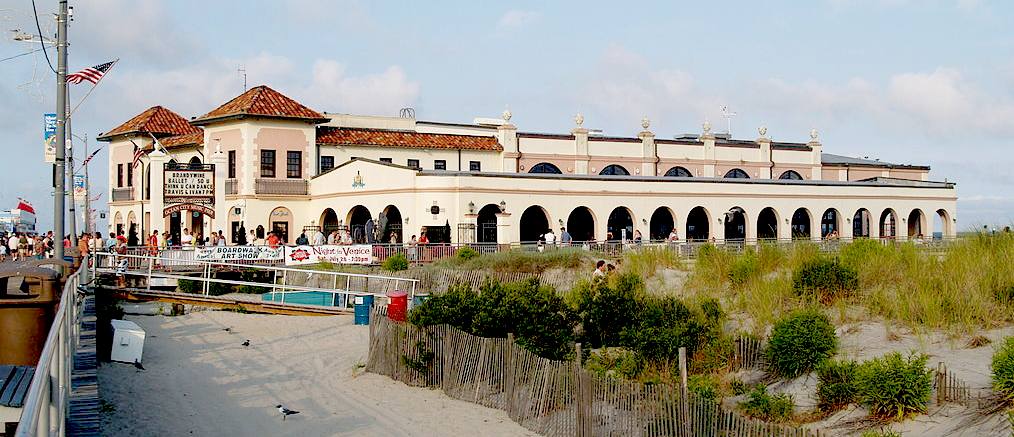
44, 113, 57, 163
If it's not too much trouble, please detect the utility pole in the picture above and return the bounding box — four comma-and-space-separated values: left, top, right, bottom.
83, 134, 91, 236
53, 0, 68, 260
67, 97, 77, 241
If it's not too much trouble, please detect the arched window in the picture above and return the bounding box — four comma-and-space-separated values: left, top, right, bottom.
599, 164, 629, 176
188, 156, 202, 170
664, 166, 693, 177
778, 170, 803, 180
529, 162, 562, 174
724, 168, 749, 179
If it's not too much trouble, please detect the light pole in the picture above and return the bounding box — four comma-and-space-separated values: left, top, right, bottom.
53, 0, 68, 260
72, 132, 92, 236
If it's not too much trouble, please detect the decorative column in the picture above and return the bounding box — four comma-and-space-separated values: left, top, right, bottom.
701, 121, 716, 177
638, 117, 657, 176
572, 113, 589, 175
211, 143, 228, 235
148, 150, 167, 234
497, 109, 519, 172
808, 129, 823, 180
842, 216, 854, 241
496, 212, 513, 246
757, 127, 772, 179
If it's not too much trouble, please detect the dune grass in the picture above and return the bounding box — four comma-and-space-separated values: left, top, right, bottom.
430, 247, 597, 273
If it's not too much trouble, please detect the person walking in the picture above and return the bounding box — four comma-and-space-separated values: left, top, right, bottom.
7, 233, 18, 262
560, 227, 572, 246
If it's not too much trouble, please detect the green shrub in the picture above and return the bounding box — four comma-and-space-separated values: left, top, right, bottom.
792, 257, 858, 303
729, 379, 749, 396
620, 296, 717, 364
690, 335, 734, 374
991, 336, 1014, 401
408, 282, 478, 328
382, 252, 410, 271
729, 249, 761, 286
455, 246, 479, 261
740, 386, 794, 422
688, 374, 722, 402
583, 347, 640, 380
177, 278, 199, 293
995, 285, 1014, 306
766, 308, 838, 378
816, 359, 859, 412
854, 352, 933, 419
575, 273, 645, 348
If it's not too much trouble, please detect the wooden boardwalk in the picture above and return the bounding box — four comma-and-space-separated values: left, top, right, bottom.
67, 294, 100, 436
103, 286, 352, 316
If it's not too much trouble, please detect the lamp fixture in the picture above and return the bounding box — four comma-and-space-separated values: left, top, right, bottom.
499, 200, 507, 213
468, 201, 475, 214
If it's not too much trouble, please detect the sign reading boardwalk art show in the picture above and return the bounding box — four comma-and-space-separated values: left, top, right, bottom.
195, 246, 283, 261
163, 163, 216, 218
284, 245, 373, 265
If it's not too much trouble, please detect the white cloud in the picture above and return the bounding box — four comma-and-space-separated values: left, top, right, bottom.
70, 0, 202, 66
304, 61, 419, 115
497, 10, 541, 30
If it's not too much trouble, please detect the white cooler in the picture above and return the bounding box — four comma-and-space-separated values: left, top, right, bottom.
110, 319, 146, 363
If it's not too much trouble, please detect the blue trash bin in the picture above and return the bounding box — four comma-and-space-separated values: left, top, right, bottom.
354, 294, 374, 325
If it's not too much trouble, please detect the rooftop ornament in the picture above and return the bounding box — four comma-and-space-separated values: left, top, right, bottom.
758, 126, 768, 139
502, 107, 512, 122
641, 116, 650, 130
702, 120, 712, 135
574, 113, 584, 127
810, 128, 819, 142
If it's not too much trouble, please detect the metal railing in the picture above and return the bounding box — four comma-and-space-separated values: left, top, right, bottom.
92, 252, 419, 306
110, 187, 133, 202
255, 178, 308, 195
16, 258, 88, 437
225, 179, 238, 195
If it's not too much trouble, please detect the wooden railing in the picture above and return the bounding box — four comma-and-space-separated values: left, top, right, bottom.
254, 178, 307, 195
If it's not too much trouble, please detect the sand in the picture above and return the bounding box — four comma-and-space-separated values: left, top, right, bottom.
98, 308, 537, 437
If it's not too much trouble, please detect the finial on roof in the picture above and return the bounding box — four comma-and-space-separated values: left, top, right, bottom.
502, 107, 512, 122
574, 113, 584, 127
702, 120, 712, 135
810, 128, 819, 142
641, 116, 650, 130
758, 126, 767, 138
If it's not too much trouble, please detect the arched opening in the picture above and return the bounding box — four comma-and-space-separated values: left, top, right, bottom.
567, 206, 596, 243
346, 205, 373, 243
319, 208, 340, 236
757, 207, 778, 240
686, 207, 710, 241
779, 170, 803, 180
724, 168, 750, 179
607, 207, 634, 241
880, 209, 897, 239
791, 208, 811, 239
144, 164, 151, 200
269, 206, 293, 243
381, 205, 403, 244
113, 211, 124, 236
664, 166, 693, 177
649, 207, 676, 240
853, 209, 872, 238
529, 162, 562, 174
934, 209, 951, 239
477, 204, 500, 243
821, 208, 841, 239
188, 156, 202, 169
519, 206, 550, 243
724, 207, 747, 241
907, 209, 925, 240
599, 164, 629, 176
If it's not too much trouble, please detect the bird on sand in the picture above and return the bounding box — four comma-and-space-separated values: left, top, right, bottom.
133, 359, 145, 371
241, 339, 250, 347
276, 405, 300, 420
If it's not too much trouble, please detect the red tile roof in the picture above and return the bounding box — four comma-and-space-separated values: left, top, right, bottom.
191, 85, 328, 125
98, 106, 201, 141
316, 127, 503, 151
159, 131, 204, 149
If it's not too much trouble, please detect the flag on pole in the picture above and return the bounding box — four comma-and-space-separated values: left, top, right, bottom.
130, 141, 146, 168
16, 198, 35, 215
80, 148, 101, 166
67, 61, 116, 85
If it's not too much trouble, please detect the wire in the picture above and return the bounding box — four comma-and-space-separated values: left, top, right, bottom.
0, 47, 43, 63
30, 0, 57, 74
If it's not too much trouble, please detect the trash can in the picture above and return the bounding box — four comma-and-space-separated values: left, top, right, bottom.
0, 266, 60, 365
110, 319, 146, 364
353, 295, 374, 325
387, 291, 408, 322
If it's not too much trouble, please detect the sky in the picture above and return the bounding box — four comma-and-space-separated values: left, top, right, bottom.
0, 0, 1012, 232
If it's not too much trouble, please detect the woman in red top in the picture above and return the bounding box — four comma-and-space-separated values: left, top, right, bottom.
266, 232, 281, 249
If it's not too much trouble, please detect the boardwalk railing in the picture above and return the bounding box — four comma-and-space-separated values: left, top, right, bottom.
367, 308, 824, 437
15, 257, 89, 436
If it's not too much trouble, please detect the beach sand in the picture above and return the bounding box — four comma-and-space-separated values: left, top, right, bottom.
98, 309, 537, 437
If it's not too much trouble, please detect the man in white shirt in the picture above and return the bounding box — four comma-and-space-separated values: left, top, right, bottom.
312, 229, 326, 246
543, 229, 557, 245
8, 234, 19, 261
180, 228, 194, 247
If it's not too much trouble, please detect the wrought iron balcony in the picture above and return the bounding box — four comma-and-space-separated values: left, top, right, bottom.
255, 178, 308, 195
111, 187, 134, 202
225, 179, 238, 195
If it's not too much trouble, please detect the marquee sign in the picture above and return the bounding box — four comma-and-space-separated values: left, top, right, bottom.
164, 163, 216, 217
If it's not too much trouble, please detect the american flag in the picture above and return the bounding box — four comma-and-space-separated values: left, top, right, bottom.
67, 61, 116, 85
130, 141, 146, 168
80, 148, 101, 166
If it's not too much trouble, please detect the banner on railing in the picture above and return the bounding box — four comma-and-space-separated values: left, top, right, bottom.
195, 246, 283, 261
284, 244, 372, 265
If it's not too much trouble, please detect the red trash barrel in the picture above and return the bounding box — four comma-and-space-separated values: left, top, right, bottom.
387, 291, 408, 322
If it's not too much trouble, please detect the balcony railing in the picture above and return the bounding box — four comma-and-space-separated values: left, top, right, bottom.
111, 187, 134, 202
225, 179, 238, 195
255, 178, 308, 195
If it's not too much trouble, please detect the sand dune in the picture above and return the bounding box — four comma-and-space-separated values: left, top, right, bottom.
98, 309, 536, 437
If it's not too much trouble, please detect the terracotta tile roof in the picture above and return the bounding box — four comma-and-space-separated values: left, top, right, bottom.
316, 127, 503, 151
98, 106, 200, 141
191, 85, 327, 125
160, 131, 204, 149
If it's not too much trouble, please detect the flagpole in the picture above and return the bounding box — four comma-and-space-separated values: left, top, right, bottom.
84, 134, 91, 235
68, 58, 118, 119
66, 84, 77, 241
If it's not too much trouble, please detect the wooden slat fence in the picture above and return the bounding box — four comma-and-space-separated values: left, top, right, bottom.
933, 362, 973, 405
732, 336, 766, 371
367, 308, 824, 437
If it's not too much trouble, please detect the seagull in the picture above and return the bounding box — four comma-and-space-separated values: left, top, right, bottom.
241, 339, 250, 347
133, 359, 145, 372
223, 327, 232, 333
276, 405, 300, 420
